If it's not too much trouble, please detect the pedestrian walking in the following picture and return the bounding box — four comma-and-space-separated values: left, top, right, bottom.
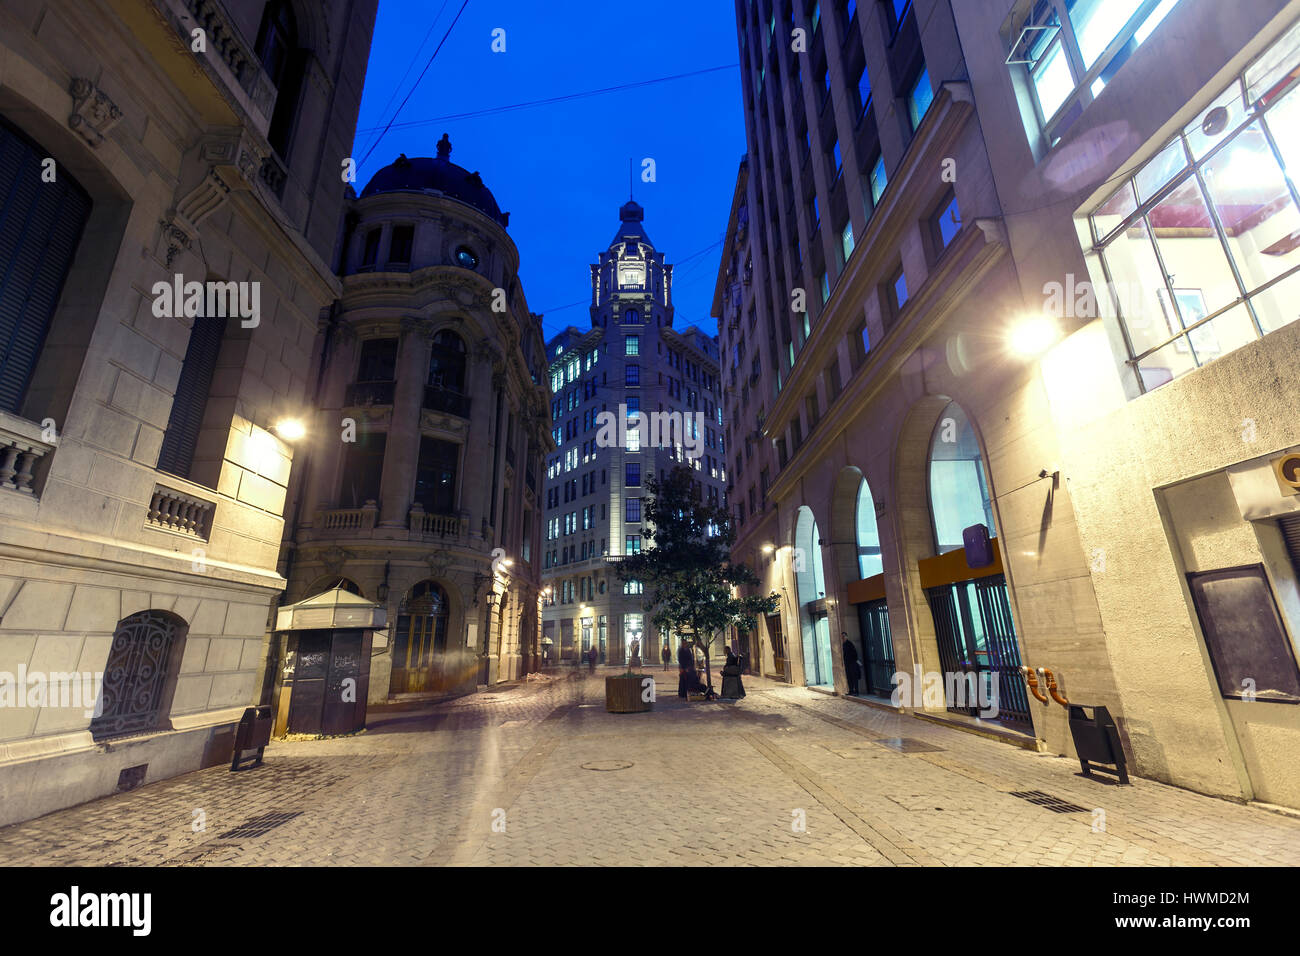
677, 639, 694, 699
720, 651, 746, 699
587, 646, 596, 673
842, 633, 861, 696
661, 643, 671, 671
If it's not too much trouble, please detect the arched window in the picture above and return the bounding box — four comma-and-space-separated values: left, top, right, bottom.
0, 116, 92, 416
855, 478, 882, 578
255, 0, 304, 159
428, 330, 467, 393
392, 581, 450, 694
927, 401, 995, 553
90, 610, 187, 740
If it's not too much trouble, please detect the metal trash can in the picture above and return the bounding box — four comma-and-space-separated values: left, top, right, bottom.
1068, 704, 1129, 784
230, 705, 273, 771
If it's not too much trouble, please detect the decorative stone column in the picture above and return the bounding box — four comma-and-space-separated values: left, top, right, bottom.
460, 342, 501, 541
378, 318, 430, 527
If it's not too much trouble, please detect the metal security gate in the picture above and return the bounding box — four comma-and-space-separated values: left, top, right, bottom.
855, 599, 896, 697
925, 575, 1030, 725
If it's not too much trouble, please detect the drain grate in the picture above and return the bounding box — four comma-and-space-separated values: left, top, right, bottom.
1007, 790, 1089, 813
218, 811, 303, 839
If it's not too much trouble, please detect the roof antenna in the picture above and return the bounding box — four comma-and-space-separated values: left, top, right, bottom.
629, 156, 634, 201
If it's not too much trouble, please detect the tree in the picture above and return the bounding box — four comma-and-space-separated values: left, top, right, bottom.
615, 464, 779, 695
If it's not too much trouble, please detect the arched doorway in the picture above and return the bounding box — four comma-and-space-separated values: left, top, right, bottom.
391, 580, 450, 694
923, 402, 1030, 724
794, 505, 833, 686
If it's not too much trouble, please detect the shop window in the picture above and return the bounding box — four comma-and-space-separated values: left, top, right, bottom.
927, 401, 995, 553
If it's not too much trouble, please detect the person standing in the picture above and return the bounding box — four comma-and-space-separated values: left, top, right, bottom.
677, 639, 694, 699
587, 645, 597, 673
842, 633, 862, 696
661, 643, 671, 671
720, 651, 746, 700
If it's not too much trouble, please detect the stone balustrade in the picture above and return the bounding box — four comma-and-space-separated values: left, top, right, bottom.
316, 503, 379, 532
0, 420, 55, 496
146, 485, 216, 539
409, 506, 467, 539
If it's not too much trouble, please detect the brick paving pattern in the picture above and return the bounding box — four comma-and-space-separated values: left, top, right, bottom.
1, 669, 1297, 866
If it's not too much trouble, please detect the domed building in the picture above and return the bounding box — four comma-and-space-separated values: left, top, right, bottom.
275, 135, 551, 713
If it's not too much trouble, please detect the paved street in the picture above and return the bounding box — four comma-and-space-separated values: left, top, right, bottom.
1, 669, 1298, 867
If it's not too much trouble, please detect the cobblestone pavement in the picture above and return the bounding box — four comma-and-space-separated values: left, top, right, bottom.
1, 668, 1298, 866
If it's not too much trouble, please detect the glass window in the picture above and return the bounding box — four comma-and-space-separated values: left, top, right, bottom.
893, 269, 908, 310
625, 535, 642, 555
927, 402, 996, 553
626, 498, 641, 523
841, 220, 855, 262
908, 66, 934, 131
870, 154, 887, 205
1086, 22, 1300, 391
935, 193, 960, 249
625, 364, 640, 386
626, 461, 641, 486
388, 225, 413, 263
857, 63, 871, 113
625, 334, 639, 356
856, 478, 883, 579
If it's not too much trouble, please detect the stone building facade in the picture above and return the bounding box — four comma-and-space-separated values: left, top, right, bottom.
542, 202, 727, 667
721, 0, 1300, 810
0, 0, 376, 825
277, 136, 551, 704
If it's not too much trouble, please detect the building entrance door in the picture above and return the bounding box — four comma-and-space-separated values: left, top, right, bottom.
925, 575, 1030, 724
855, 599, 896, 697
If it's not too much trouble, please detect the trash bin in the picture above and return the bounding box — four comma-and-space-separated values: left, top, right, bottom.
230, 705, 273, 771
1068, 704, 1129, 784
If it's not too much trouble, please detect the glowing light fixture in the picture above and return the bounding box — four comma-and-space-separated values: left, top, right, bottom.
761, 543, 775, 554
273, 418, 306, 441
1008, 315, 1060, 357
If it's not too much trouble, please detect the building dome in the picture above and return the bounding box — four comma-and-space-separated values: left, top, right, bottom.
361, 134, 508, 227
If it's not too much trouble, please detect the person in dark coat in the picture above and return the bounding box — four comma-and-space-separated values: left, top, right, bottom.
677, 639, 695, 699
587, 645, 597, 672
842, 634, 861, 696
661, 643, 671, 671
720, 651, 746, 699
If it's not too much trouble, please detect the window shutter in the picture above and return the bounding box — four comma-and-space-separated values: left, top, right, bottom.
0, 117, 92, 415
157, 315, 229, 479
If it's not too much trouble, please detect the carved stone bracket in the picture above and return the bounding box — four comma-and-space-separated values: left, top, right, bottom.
199, 128, 269, 192
68, 78, 122, 147
157, 218, 193, 269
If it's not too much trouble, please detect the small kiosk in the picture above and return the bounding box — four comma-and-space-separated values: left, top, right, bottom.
273, 588, 388, 736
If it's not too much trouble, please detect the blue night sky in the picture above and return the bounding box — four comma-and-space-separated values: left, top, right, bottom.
351, 1, 748, 342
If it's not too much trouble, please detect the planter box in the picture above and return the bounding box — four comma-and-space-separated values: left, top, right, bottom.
606, 674, 654, 713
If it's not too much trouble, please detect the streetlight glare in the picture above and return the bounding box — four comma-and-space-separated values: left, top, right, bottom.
1008, 316, 1059, 357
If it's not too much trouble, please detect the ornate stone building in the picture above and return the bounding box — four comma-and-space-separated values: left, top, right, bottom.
0, 0, 375, 825
541, 201, 726, 666
276, 136, 551, 704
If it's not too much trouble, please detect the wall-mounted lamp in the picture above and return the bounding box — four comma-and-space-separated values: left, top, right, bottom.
273, 418, 307, 441
1007, 315, 1059, 357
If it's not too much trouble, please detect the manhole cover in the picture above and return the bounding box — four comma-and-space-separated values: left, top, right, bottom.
581, 760, 634, 771
874, 737, 945, 753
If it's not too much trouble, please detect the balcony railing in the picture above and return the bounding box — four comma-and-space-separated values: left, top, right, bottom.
408, 507, 467, 538
423, 386, 471, 418
316, 504, 378, 532
146, 485, 215, 539
344, 380, 395, 406
0, 418, 54, 496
